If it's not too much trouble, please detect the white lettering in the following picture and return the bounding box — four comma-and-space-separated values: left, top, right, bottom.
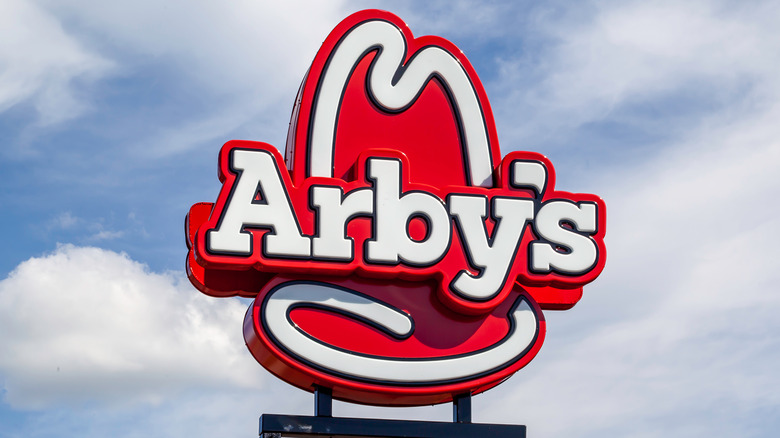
311, 186, 373, 260
531, 201, 598, 274
207, 149, 311, 257
450, 196, 534, 300
203, 149, 602, 296
365, 158, 450, 265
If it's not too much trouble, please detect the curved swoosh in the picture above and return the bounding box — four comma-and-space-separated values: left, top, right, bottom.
262, 281, 539, 384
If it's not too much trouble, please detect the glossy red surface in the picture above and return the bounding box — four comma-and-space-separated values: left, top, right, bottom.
185, 9, 606, 405
243, 275, 547, 406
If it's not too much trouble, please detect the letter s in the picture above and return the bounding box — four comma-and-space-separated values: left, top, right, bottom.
531, 201, 598, 275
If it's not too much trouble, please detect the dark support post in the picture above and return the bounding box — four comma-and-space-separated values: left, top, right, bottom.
453, 393, 472, 423
314, 386, 332, 417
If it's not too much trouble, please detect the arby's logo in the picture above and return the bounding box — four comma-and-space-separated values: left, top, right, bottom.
185, 10, 606, 406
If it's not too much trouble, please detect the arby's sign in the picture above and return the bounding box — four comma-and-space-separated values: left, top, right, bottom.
185, 10, 606, 406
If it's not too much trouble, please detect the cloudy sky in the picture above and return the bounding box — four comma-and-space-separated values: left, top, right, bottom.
2, 0, 779, 436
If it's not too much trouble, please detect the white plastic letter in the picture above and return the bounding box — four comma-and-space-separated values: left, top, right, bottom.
207, 149, 310, 257
365, 158, 450, 265
531, 201, 598, 274
450, 196, 534, 300
311, 186, 373, 260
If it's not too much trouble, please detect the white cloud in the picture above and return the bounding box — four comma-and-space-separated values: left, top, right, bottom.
0, 0, 112, 125
43, 212, 130, 243
0, 244, 263, 410
2, 1, 354, 150
88, 229, 124, 241
47, 212, 79, 230
491, 0, 780, 146
29, 0, 353, 155
40, 0, 349, 91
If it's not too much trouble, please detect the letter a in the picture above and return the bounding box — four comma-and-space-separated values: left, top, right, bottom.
207, 148, 310, 257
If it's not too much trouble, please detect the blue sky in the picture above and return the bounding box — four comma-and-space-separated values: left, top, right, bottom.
2, 0, 779, 436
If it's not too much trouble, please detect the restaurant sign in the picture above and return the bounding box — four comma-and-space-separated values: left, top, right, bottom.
185, 9, 606, 406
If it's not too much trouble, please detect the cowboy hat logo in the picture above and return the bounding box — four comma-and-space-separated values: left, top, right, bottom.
185, 10, 606, 406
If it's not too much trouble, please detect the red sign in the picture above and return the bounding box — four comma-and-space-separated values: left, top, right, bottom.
185, 9, 606, 406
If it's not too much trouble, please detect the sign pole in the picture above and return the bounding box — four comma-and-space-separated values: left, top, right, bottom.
314, 386, 332, 418
453, 393, 471, 423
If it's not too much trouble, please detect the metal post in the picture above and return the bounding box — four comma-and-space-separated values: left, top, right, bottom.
314, 386, 332, 417
453, 393, 472, 423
